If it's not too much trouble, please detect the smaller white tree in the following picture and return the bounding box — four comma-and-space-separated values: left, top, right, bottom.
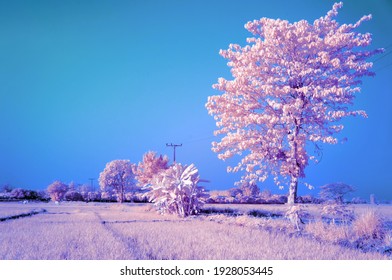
146, 163, 208, 217
320, 182, 355, 204
99, 159, 136, 203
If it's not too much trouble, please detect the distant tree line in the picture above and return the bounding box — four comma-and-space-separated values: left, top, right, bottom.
0, 179, 371, 205
0, 153, 371, 208
0, 184, 49, 202
0, 179, 370, 205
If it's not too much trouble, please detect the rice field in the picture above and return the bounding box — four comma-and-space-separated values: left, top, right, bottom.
0, 202, 391, 260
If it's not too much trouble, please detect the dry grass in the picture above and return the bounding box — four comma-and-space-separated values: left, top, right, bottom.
352, 209, 385, 240
0, 202, 46, 219
0, 203, 135, 259
305, 220, 350, 243
0, 202, 390, 260
106, 216, 386, 260
201, 203, 392, 256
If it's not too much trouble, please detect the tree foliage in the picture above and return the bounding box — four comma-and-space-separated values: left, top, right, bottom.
99, 159, 136, 203
64, 190, 84, 202
320, 182, 355, 204
146, 163, 208, 217
135, 151, 169, 188
8, 188, 37, 200
0, 184, 13, 193
240, 181, 260, 197
206, 2, 381, 204
47, 181, 68, 202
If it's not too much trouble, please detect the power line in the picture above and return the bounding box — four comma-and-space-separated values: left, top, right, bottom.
375, 61, 392, 72
182, 135, 216, 145
383, 43, 392, 50
373, 50, 392, 63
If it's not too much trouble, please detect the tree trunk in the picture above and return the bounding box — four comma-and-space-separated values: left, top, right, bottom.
287, 122, 300, 205
119, 185, 124, 203
287, 176, 298, 204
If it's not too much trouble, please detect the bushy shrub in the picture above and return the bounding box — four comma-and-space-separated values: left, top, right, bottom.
87, 191, 101, 202
133, 192, 149, 203
228, 187, 242, 198
124, 192, 148, 203
146, 163, 208, 217
239, 196, 256, 204
0, 192, 11, 200
64, 190, 84, 201
37, 190, 50, 201
240, 182, 260, 197
296, 195, 322, 204
9, 188, 39, 200
321, 203, 354, 224
266, 194, 287, 204
100, 191, 117, 202
259, 189, 272, 200
226, 183, 260, 203
206, 195, 227, 204
350, 197, 367, 204
207, 190, 227, 203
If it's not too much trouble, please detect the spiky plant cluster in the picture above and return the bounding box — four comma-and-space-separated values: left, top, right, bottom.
146, 163, 208, 217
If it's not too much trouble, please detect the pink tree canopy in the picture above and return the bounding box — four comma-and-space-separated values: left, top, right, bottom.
135, 151, 169, 188
47, 180, 68, 202
206, 2, 382, 204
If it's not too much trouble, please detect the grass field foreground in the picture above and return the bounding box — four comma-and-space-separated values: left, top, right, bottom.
0, 202, 391, 260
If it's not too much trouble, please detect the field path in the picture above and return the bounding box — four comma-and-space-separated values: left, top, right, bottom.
0, 202, 141, 259
92, 210, 144, 259
91, 203, 188, 260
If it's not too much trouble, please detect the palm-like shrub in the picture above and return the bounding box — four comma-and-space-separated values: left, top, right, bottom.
146, 163, 208, 217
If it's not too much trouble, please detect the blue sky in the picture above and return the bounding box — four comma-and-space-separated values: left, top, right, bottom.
0, 0, 391, 201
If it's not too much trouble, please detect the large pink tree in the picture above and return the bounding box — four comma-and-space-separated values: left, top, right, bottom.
206, 2, 382, 204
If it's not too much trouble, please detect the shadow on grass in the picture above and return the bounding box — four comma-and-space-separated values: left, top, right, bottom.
199, 207, 242, 216
247, 209, 284, 219
0, 209, 47, 222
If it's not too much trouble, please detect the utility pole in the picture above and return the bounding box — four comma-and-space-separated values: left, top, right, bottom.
88, 178, 95, 192
166, 143, 182, 163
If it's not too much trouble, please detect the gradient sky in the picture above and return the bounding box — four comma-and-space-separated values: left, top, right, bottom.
1, 0, 391, 201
